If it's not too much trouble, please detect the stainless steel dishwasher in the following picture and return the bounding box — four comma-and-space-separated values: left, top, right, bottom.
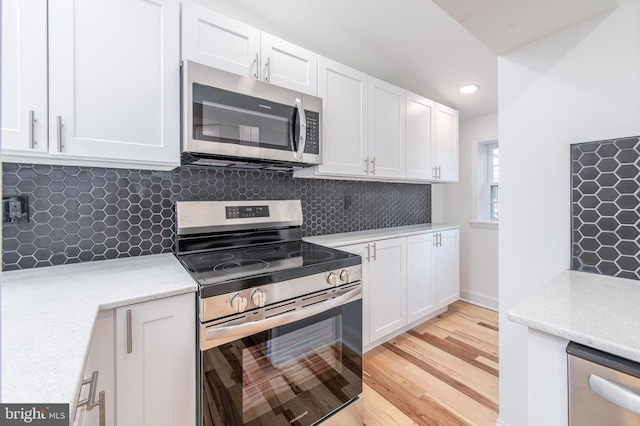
568, 342, 640, 425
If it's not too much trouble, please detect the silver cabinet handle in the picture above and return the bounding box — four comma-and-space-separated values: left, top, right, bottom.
264, 56, 271, 82
588, 374, 640, 416
365, 244, 370, 262
29, 110, 37, 149
372, 242, 377, 261
364, 157, 370, 174
437, 166, 442, 180
56, 116, 64, 152
97, 391, 105, 426
76, 371, 105, 426
126, 309, 132, 354
252, 52, 259, 79
371, 157, 376, 175
206, 286, 361, 342
293, 98, 306, 161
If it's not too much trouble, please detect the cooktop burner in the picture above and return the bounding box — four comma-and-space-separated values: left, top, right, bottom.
179, 240, 359, 297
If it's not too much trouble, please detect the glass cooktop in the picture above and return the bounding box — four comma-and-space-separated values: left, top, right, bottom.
179, 241, 360, 296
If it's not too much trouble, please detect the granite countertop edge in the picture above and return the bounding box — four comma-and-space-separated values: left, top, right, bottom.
304, 223, 460, 247
508, 270, 640, 363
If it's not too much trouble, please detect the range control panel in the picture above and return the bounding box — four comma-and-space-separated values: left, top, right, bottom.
225, 205, 270, 219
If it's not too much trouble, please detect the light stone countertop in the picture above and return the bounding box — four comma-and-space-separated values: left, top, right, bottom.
1, 253, 197, 414
508, 270, 640, 363
304, 224, 460, 247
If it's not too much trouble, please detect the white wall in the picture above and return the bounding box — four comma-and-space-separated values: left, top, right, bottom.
433, 113, 499, 310
497, 0, 640, 425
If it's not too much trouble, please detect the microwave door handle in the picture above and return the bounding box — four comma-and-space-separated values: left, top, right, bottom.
294, 98, 306, 161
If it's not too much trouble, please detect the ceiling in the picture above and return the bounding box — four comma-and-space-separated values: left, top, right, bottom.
199, 0, 620, 120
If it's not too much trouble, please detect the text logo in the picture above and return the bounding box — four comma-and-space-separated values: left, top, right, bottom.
0, 404, 68, 425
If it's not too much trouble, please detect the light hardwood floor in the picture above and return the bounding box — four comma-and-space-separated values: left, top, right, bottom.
363, 301, 499, 426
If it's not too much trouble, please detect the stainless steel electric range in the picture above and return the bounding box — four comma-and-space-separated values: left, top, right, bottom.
175, 200, 363, 426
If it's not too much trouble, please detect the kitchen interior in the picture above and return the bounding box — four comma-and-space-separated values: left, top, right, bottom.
1, 0, 639, 425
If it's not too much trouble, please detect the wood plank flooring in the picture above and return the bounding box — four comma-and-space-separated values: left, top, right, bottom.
363, 301, 499, 426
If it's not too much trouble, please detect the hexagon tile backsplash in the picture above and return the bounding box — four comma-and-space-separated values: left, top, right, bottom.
571, 135, 640, 280
2, 163, 430, 271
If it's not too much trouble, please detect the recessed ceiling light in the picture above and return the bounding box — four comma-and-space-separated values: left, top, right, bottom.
459, 84, 480, 94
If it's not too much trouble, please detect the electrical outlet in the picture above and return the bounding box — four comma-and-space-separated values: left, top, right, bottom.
344, 195, 352, 210
2, 195, 29, 223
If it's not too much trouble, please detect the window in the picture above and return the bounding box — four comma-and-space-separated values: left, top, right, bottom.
473, 140, 499, 227
485, 142, 499, 221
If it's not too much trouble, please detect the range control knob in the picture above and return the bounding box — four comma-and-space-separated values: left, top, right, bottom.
251, 290, 267, 308
340, 269, 352, 283
230, 294, 248, 313
326, 272, 339, 287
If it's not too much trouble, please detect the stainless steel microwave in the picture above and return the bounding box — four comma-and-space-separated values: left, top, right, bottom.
181, 60, 322, 169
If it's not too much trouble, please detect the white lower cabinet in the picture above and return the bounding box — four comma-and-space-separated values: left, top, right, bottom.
407, 233, 436, 323
76, 293, 196, 426
339, 229, 459, 351
366, 238, 407, 342
434, 229, 460, 308
115, 293, 196, 426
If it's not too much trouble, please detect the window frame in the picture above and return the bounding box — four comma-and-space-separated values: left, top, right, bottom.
471, 138, 499, 229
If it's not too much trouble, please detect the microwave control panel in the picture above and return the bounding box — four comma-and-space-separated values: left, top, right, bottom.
304, 111, 320, 154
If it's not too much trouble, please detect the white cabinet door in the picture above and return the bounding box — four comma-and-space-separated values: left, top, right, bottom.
338, 243, 370, 347
181, 2, 260, 78
405, 92, 435, 180
435, 229, 460, 308
115, 293, 196, 426
74, 310, 115, 426
434, 103, 459, 182
317, 57, 368, 177
260, 32, 317, 95
407, 233, 436, 323
48, 0, 180, 168
1, 0, 48, 155
368, 78, 406, 178
368, 237, 407, 342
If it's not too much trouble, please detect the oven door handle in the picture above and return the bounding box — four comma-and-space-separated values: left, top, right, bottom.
205, 286, 361, 342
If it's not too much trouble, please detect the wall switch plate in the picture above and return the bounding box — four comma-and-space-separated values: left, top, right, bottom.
2, 195, 29, 223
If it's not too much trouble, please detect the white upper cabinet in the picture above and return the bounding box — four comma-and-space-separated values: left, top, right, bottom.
405, 92, 435, 180
48, 0, 180, 168
316, 57, 368, 176
434, 103, 459, 181
1, 0, 48, 154
368, 78, 406, 178
182, 2, 317, 96
2, 0, 181, 170
260, 33, 317, 95
181, 3, 260, 78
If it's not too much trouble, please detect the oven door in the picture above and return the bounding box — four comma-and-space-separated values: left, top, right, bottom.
199, 288, 362, 426
183, 61, 321, 166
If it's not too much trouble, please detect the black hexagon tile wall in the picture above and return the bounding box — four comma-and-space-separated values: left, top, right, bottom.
2, 164, 431, 271
571, 136, 640, 280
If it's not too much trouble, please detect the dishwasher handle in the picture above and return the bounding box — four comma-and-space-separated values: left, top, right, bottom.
588, 373, 640, 416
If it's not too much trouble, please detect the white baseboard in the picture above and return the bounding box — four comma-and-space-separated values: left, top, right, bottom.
363, 307, 448, 353
495, 419, 509, 426
460, 289, 498, 311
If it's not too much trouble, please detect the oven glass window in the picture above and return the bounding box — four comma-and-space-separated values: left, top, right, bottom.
201, 300, 362, 426
193, 83, 295, 151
